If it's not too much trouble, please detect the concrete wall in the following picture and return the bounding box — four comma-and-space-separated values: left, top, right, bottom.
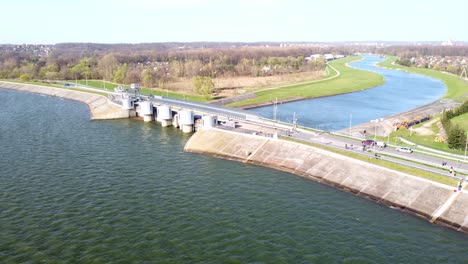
0, 81, 129, 120
185, 128, 468, 233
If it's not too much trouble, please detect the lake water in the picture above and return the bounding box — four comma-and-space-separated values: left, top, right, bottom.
251, 56, 447, 131
0, 88, 466, 263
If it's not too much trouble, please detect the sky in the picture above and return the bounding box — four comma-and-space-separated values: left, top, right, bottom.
1, 0, 466, 44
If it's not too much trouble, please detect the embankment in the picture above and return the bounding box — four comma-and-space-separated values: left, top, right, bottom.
342, 99, 460, 137
0, 81, 129, 120
185, 128, 468, 233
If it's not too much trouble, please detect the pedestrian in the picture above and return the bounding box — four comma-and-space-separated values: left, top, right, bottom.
345, 144, 348, 149
458, 181, 462, 191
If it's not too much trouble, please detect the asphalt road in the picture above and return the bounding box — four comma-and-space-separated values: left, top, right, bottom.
289, 129, 467, 179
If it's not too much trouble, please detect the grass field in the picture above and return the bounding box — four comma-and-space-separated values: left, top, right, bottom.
378, 57, 468, 153
75, 80, 120, 90
377, 57, 468, 101
74, 80, 209, 102
5, 80, 109, 97
227, 56, 384, 107
451, 112, 468, 131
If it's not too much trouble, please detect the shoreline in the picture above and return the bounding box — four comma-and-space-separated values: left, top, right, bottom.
228, 56, 384, 109
0, 81, 130, 120
3, 80, 467, 234
185, 128, 468, 234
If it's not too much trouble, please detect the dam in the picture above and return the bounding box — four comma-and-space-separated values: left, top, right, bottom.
1, 87, 467, 263
1, 79, 467, 235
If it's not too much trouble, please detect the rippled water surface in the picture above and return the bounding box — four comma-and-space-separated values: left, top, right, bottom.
0, 88, 466, 263
252, 56, 446, 131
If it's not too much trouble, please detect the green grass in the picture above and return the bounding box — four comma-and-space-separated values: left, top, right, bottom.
74, 80, 120, 90
378, 56, 468, 101
381, 116, 467, 155
4, 79, 108, 97
228, 56, 384, 107
72, 79, 209, 102
378, 57, 468, 153
451, 112, 468, 131
139, 88, 209, 102
283, 137, 458, 186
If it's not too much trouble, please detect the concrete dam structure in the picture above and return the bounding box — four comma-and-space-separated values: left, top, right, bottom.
1, 82, 203, 133
185, 128, 468, 234
2, 81, 467, 234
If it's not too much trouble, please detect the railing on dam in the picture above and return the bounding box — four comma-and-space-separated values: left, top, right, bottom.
142, 94, 258, 121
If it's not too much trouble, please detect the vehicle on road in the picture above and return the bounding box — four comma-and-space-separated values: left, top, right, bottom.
396, 147, 413, 153
376, 141, 386, 148
362, 139, 376, 146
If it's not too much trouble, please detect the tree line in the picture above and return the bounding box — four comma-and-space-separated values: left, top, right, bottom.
0, 44, 355, 88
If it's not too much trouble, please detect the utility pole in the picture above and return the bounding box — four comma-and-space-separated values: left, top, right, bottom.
465, 132, 468, 161
460, 67, 467, 79
273, 97, 278, 122
292, 112, 298, 131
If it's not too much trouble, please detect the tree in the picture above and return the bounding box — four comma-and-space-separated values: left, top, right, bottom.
19, 73, 33, 81
71, 59, 92, 80
39, 63, 60, 80
448, 125, 466, 149
113, 64, 128, 84
97, 54, 119, 81
125, 66, 142, 84
192, 76, 214, 98
141, 69, 154, 88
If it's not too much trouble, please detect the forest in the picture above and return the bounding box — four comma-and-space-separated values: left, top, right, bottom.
1, 42, 468, 95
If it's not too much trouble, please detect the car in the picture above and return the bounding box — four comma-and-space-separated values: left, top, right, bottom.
361, 139, 376, 146
376, 141, 386, 148
396, 147, 413, 153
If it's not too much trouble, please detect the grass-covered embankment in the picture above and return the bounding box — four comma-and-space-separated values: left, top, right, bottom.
228, 56, 385, 108
451, 112, 468, 131
377, 56, 468, 101
73, 80, 209, 102
378, 56, 468, 154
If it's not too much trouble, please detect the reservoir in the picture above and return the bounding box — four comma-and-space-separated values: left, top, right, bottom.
252, 55, 447, 131
1, 88, 466, 263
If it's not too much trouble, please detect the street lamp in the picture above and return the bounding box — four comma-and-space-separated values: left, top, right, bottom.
370, 118, 383, 151
465, 132, 468, 161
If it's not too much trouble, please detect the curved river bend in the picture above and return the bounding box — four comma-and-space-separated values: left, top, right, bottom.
252, 55, 446, 131
0, 88, 466, 263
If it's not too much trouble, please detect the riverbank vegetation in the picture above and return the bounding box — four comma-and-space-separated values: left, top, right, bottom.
379, 56, 467, 153
227, 56, 384, 108
0, 43, 348, 98
377, 56, 468, 101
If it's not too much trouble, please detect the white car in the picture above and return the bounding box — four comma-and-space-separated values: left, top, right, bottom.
396, 147, 413, 153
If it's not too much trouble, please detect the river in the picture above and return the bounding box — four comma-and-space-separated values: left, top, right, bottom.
0, 88, 466, 263
252, 55, 447, 131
